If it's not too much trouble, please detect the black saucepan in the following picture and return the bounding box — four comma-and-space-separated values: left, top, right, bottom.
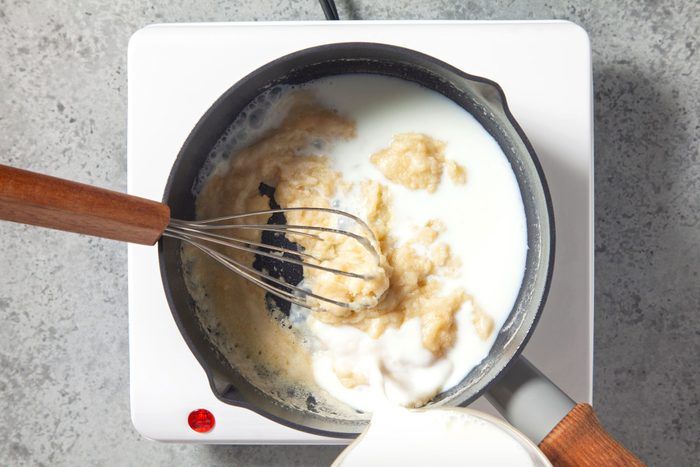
159, 42, 554, 437
0, 40, 640, 463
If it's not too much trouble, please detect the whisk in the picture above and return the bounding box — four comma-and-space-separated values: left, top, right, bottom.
0, 164, 382, 310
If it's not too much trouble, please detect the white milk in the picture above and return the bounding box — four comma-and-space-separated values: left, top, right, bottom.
333, 407, 546, 467
207, 74, 528, 412
295, 75, 528, 411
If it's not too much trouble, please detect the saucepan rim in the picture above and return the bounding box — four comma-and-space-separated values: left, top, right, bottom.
159, 41, 555, 438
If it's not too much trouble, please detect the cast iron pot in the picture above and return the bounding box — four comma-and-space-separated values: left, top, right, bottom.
160, 42, 554, 436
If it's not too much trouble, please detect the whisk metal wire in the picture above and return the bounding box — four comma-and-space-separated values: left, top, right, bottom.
163, 207, 382, 310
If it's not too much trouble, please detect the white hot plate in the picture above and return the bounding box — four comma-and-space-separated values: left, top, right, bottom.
127, 20, 593, 443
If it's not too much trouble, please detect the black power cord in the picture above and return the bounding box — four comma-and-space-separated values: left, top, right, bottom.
318, 0, 339, 20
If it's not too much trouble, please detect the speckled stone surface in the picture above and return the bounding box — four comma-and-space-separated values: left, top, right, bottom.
0, 0, 697, 465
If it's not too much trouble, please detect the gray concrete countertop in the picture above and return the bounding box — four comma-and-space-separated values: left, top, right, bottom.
1, 1, 697, 465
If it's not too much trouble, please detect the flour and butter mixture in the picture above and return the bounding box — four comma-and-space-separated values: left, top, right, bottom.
182, 75, 528, 415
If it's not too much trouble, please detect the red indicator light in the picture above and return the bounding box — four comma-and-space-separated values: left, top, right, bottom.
188, 408, 215, 433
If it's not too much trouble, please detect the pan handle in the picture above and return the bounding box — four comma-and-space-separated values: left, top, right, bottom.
486, 357, 644, 466
0, 164, 170, 245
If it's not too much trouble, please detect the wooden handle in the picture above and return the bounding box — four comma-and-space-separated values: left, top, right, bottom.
0, 164, 170, 245
539, 403, 645, 466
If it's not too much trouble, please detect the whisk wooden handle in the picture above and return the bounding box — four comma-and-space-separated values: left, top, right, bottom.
0, 164, 170, 245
